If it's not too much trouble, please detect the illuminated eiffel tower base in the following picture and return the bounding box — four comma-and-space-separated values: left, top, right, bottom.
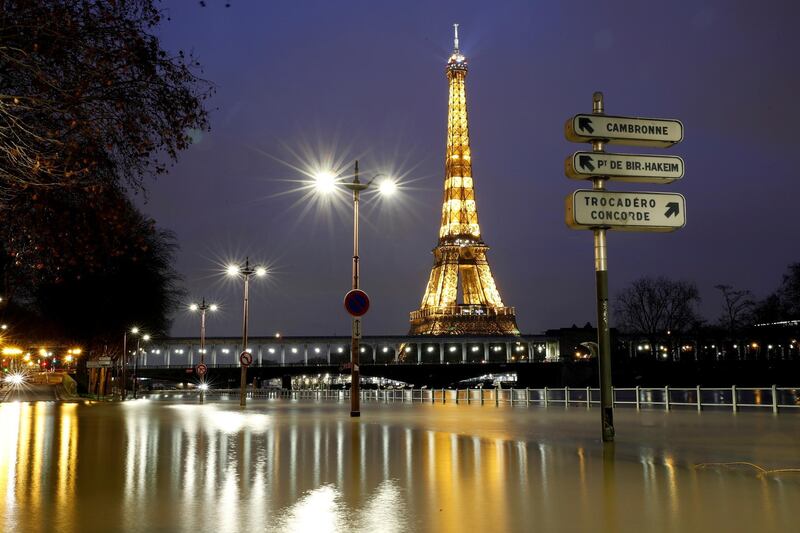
409, 25, 519, 336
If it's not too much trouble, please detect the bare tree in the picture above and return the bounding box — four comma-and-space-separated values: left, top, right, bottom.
715, 284, 754, 335
0, 0, 211, 201
615, 277, 701, 358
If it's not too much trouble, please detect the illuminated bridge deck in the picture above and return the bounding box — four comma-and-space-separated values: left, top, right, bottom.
138, 334, 558, 368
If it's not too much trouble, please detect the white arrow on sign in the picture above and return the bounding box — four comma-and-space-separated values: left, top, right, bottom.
352, 318, 362, 339
566, 190, 686, 232
565, 114, 683, 147
565, 152, 684, 183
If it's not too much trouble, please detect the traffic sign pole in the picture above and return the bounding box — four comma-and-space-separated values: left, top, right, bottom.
350, 162, 363, 418
239, 272, 250, 407
590, 92, 615, 444
565, 93, 686, 444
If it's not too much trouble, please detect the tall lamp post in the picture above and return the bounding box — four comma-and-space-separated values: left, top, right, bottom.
344, 162, 369, 417
313, 160, 397, 417
227, 259, 267, 407
190, 298, 218, 402
122, 327, 140, 400
133, 333, 150, 399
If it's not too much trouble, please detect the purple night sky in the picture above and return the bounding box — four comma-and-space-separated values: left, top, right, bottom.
146, 0, 800, 338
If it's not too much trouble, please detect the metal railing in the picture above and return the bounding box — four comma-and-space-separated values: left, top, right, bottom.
150, 385, 800, 413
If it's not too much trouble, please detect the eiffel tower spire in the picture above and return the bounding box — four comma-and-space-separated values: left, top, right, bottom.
409, 25, 519, 336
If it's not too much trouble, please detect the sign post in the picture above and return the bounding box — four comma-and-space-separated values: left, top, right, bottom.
563, 92, 686, 444
344, 288, 369, 416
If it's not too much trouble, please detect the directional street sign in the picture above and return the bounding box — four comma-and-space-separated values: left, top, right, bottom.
566, 190, 686, 232
566, 152, 684, 183
239, 351, 253, 367
565, 114, 683, 147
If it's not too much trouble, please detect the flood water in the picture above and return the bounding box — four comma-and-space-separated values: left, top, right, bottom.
1, 398, 798, 532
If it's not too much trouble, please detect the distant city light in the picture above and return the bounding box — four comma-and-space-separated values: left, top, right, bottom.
5, 372, 25, 385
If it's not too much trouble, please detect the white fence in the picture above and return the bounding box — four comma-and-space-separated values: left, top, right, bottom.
182, 385, 800, 413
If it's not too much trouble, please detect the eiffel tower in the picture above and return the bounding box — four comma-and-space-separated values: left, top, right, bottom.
409, 25, 519, 336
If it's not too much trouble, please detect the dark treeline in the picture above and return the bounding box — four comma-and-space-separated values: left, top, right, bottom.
0, 1, 211, 357
612, 263, 800, 363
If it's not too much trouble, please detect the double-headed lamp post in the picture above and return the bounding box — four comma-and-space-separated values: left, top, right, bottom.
227, 259, 267, 407
190, 299, 218, 401
314, 160, 397, 417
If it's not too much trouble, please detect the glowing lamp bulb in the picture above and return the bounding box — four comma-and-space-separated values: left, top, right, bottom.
209, 304, 218, 312
378, 179, 398, 197
226, 264, 241, 277
189, 303, 199, 312
255, 267, 267, 277
313, 171, 337, 194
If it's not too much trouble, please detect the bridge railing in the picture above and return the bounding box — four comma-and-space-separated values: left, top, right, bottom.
153, 385, 800, 412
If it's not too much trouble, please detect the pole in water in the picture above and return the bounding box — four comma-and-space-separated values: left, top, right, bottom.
591, 91, 615, 443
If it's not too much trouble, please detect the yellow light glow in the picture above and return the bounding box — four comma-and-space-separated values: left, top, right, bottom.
65, 355, 74, 363
39, 348, 47, 357
2, 347, 22, 356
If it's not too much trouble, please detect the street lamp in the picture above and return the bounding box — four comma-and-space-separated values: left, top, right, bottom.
227, 258, 267, 406
313, 160, 397, 417
121, 326, 140, 400
132, 330, 149, 399
189, 298, 218, 402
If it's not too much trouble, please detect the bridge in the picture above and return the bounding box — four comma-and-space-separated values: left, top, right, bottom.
134, 334, 560, 387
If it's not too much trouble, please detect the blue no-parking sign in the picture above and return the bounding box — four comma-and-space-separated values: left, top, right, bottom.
344, 289, 370, 317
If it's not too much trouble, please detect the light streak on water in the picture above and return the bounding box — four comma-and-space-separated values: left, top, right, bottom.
0, 400, 797, 532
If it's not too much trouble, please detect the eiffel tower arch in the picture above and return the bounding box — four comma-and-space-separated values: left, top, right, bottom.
409, 25, 520, 336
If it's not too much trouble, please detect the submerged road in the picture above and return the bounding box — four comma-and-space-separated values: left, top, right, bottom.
0, 383, 60, 402
0, 399, 798, 532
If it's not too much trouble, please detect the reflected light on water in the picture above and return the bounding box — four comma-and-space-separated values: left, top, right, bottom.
0, 402, 797, 532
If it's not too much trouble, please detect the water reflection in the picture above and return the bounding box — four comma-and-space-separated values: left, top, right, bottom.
0, 401, 798, 532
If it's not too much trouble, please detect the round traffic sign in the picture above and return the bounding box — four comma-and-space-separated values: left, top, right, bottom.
344, 289, 370, 317
196, 363, 207, 375
239, 351, 253, 366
